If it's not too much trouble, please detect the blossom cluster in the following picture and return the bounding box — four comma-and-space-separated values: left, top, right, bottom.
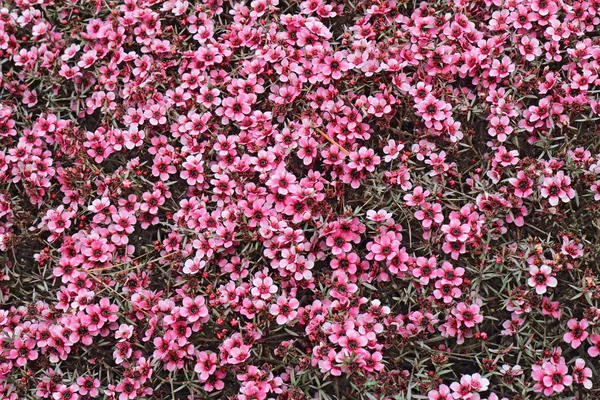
1, 0, 600, 399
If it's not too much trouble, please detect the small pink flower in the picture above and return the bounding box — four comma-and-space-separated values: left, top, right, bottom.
428, 384, 451, 400
527, 265, 557, 294
441, 219, 470, 242
414, 202, 443, 228
588, 334, 600, 357
572, 358, 593, 389
494, 146, 519, 166
509, 171, 534, 198
412, 256, 437, 285
540, 171, 575, 206
359, 351, 384, 372
416, 95, 449, 123
539, 362, 572, 396
9, 338, 38, 366
251, 276, 278, 300
454, 302, 483, 328
488, 115, 512, 142
53, 384, 80, 400
194, 351, 217, 381
76, 376, 100, 397
564, 319, 589, 349
321, 51, 349, 80
489, 56, 515, 78
269, 296, 299, 325
180, 296, 209, 323
338, 329, 368, 353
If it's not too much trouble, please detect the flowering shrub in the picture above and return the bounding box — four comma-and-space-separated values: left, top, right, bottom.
2, 0, 600, 399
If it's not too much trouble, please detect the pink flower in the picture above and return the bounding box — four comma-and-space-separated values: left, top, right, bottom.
194, 351, 217, 381
251, 276, 278, 300
266, 167, 297, 195
348, 147, 381, 173
321, 52, 349, 80
330, 272, 358, 300
269, 296, 299, 325
572, 358, 593, 389
450, 373, 489, 398
428, 384, 451, 400
412, 256, 437, 285
115, 324, 134, 342
533, 361, 572, 396
519, 36, 541, 61
143, 103, 167, 126
540, 171, 575, 206
561, 235, 584, 259
404, 186, 430, 206
115, 378, 138, 400
509, 171, 533, 198
366, 231, 400, 261
541, 297, 561, 319
367, 96, 391, 117
563, 319, 589, 349
454, 302, 483, 328
76, 376, 100, 397
414, 202, 443, 228
383, 139, 403, 162
141, 190, 165, 214
494, 146, 519, 166
527, 265, 557, 294
588, 334, 600, 357
433, 280, 462, 304
218, 94, 252, 123
441, 219, 470, 242
180, 296, 209, 323
359, 351, 384, 372
338, 329, 368, 353
489, 56, 514, 78
82, 238, 110, 262
53, 384, 80, 400
9, 338, 38, 366
180, 154, 205, 186
488, 115, 512, 142
416, 95, 450, 124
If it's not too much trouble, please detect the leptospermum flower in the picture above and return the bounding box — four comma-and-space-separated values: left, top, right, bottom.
509, 171, 534, 198
563, 319, 589, 349
527, 265, 557, 294
76, 376, 100, 397
338, 329, 367, 354
251, 276, 278, 300
441, 219, 470, 242
414, 202, 443, 228
449, 373, 489, 398
269, 296, 299, 325
180, 296, 209, 323
53, 384, 80, 400
412, 256, 437, 285
404, 186, 430, 206
428, 384, 451, 400
572, 358, 593, 389
532, 361, 572, 396
195, 351, 218, 381
540, 171, 576, 206
320, 52, 349, 80
416, 95, 451, 128
589, 334, 600, 358
453, 302, 484, 328
9, 338, 38, 366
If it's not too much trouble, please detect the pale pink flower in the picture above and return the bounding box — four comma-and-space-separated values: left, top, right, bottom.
527, 265, 557, 294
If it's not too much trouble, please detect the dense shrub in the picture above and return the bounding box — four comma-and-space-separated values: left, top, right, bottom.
1, 0, 600, 399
